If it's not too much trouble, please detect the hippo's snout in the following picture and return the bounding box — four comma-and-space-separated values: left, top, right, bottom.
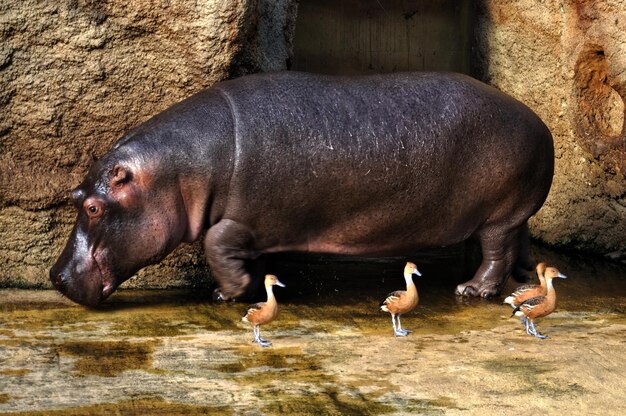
49, 261, 105, 307
49, 222, 109, 307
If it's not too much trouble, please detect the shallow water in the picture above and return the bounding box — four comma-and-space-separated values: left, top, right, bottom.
0, 243, 624, 415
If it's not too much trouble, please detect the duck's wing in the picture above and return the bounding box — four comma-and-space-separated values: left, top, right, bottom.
381, 290, 404, 306
518, 296, 545, 312
510, 284, 540, 297
243, 302, 266, 319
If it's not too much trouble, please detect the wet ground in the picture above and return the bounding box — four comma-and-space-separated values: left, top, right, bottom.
0, 244, 625, 415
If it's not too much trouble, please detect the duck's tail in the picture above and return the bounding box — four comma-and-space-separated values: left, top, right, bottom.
503, 295, 516, 307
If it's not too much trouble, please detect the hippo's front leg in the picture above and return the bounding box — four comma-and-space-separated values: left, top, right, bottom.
204, 219, 260, 301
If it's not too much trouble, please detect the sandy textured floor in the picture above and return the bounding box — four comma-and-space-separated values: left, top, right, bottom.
0, 247, 625, 415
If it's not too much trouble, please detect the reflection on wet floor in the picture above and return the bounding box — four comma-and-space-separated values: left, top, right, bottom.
0, 242, 624, 415
263, 242, 626, 313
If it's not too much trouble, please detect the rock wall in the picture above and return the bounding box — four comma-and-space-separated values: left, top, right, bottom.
0, 0, 298, 288
473, 0, 625, 261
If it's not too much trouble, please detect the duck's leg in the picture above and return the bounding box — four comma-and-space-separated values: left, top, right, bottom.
397, 315, 412, 335
520, 316, 528, 328
524, 317, 534, 336
252, 325, 261, 343
257, 331, 269, 343
254, 326, 272, 347
530, 321, 548, 339
392, 314, 407, 337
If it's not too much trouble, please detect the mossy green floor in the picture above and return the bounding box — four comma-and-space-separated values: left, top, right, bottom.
0, 246, 624, 415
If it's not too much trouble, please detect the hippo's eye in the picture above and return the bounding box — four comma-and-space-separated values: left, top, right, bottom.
84, 199, 104, 219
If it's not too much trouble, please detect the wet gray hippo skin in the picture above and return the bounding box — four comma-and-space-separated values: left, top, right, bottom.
50, 71, 554, 307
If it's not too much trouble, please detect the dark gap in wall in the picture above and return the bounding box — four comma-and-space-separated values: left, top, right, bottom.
292, 0, 473, 76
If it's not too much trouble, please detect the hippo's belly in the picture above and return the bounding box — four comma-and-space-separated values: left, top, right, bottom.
215, 72, 550, 258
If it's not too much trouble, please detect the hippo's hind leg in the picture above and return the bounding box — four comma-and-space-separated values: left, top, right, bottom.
455, 224, 525, 298
512, 223, 533, 283
204, 219, 260, 301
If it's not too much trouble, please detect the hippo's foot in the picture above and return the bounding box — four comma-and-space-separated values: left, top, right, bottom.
459, 225, 524, 298
455, 278, 500, 298
216, 277, 251, 302
456, 251, 511, 298
211, 282, 247, 303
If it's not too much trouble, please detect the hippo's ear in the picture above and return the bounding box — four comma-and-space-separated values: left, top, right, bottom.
110, 165, 133, 188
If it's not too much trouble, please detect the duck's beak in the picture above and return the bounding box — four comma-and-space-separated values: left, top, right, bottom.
413, 269, 422, 277
558, 272, 567, 279
275, 280, 286, 287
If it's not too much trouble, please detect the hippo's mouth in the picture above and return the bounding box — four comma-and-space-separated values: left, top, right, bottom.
101, 280, 117, 300
93, 251, 118, 303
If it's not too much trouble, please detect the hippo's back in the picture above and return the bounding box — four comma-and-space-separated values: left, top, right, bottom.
213, 72, 553, 252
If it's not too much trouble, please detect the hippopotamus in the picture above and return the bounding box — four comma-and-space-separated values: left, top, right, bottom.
50, 71, 554, 307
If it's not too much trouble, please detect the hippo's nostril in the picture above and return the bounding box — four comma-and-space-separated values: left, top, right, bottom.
50, 272, 65, 291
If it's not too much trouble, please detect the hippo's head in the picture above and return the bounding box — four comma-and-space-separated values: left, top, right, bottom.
50, 152, 189, 307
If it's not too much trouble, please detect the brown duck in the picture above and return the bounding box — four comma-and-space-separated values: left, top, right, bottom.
512, 266, 566, 339
242, 274, 285, 347
380, 262, 422, 337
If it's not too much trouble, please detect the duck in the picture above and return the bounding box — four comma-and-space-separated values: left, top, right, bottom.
503, 261, 548, 326
242, 274, 285, 347
380, 262, 422, 337
511, 266, 567, 339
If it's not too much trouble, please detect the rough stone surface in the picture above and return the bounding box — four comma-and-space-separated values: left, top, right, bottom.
473, 0, 626, 260
0, 0, 298, 288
